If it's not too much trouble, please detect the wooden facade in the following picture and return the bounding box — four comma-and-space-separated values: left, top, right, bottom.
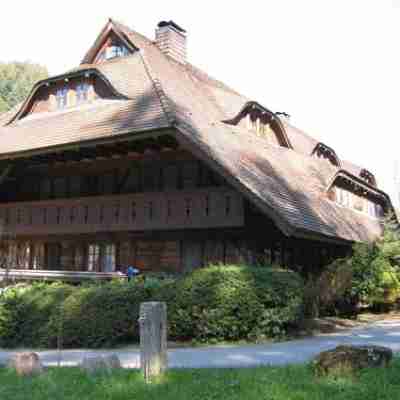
0, 137, 349, 277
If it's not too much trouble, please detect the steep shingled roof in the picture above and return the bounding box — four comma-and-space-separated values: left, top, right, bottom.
0, 19, 391, 242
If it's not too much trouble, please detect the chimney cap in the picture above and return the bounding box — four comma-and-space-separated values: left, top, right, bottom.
157, 20, 186, 34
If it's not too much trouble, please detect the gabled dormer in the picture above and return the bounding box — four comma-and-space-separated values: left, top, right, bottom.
81, 19, 137, 65
225, 102, 292, 148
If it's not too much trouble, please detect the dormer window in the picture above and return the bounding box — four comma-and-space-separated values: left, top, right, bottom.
56, 88, 68, 109
312, 143, 340, 167
329, 185, 384, 219
109, 44, 129, 59
97, 43, 130, 63
247, 114, 274, 137
225, 103, 291, 148
76, 83, 90, 104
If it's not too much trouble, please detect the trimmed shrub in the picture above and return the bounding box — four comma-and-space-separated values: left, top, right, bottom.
0, 282, 75, 348
0, 265, 304, 348
53, 281, 152, 348
164, 265, 304, 342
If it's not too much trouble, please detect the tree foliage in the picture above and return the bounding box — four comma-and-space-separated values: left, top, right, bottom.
350, 214, 400, 307
0, 61, 48, 113
305, 214, 400, 316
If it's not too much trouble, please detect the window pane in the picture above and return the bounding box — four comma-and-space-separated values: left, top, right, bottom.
88, 244, 100, 271
103, 244, 116, 272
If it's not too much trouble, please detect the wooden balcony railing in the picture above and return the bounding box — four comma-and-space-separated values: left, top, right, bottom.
0, 188, 244, 236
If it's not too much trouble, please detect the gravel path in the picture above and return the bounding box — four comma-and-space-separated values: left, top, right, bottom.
1, 318, 400, 368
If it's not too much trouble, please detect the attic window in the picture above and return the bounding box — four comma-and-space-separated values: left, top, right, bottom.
330, 186, 384, 218
97, 43, 130, 62
246, 113, 273, 137
56, 88, 68, 109
76, 83, 90, 104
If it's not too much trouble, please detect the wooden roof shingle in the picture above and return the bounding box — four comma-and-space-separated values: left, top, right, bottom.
0, 19, 391, 243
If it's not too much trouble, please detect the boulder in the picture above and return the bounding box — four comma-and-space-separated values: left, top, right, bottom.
80, 354, 121, 374
8, 352, 43, 377
314, 345, 393, 375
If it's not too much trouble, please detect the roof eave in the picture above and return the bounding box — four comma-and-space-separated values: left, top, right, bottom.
174, 124, 295, 237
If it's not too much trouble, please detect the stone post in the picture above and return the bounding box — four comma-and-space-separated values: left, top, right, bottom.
138, 302, 167, 382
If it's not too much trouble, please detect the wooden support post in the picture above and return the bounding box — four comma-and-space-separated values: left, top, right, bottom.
139, 302, 167, 382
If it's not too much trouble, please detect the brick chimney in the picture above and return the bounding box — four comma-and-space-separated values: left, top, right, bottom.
155, 21, 187, 64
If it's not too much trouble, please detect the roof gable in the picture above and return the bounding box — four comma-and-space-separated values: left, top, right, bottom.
81, 19, 138, 65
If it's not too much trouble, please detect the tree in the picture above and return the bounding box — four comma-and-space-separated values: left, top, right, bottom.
350, 214, 400, 308
0, 61, 48, 113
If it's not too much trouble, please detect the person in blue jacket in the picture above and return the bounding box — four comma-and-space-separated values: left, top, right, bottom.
126, 265, 140, 282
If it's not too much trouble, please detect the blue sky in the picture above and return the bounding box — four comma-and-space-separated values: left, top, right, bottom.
1, 0, 399, 205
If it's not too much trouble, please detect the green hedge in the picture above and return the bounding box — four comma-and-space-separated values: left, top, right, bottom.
0, 265, 304, 348
164, 265, 304, 342
0, 282, 75, 348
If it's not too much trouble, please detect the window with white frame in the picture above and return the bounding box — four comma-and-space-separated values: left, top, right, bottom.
56, 87, 68, 109
76, 83, 90, 104
88, 244, 100, 271
334, 186, 384, 218
97, 43, 130, 62
103, 244, 116, 272
8, 243, 17, 268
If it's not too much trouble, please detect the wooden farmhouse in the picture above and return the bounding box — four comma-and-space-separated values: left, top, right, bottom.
0, 19, 394, 280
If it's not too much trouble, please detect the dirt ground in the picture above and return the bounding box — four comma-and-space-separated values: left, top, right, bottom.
299, 311, 400, 336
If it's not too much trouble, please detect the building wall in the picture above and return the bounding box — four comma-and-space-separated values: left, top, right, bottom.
0, 149, 351, 276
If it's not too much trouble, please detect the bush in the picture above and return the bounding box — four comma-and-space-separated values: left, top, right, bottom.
55, 281, 153, 348
349, 216, 400, 310
309, 215, 400, 316
0, 265, 304, 348
164, 265, 304, 342
0, 282, 75, 348
303, 258, 355, 318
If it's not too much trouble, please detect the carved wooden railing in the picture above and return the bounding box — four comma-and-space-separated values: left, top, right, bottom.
0, 188, 244, 235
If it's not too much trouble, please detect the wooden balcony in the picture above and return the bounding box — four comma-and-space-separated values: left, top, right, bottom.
0, 188, 244, 236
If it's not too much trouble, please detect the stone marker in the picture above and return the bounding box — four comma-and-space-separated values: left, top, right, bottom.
139, 302, 167, 382
9, 352, 43, 377
80, 354, 121, 374
314, 345, 393, 375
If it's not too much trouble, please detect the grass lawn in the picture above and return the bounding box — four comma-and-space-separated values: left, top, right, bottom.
1, 360, 400, 400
